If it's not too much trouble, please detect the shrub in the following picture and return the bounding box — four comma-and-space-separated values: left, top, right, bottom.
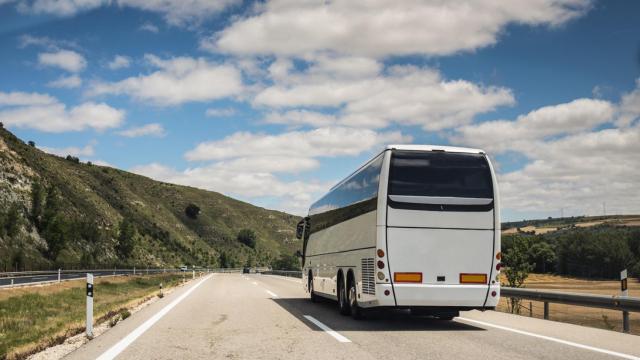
119, 309, 131, 320
185, 203, 200, 219
237, 229, 257, 248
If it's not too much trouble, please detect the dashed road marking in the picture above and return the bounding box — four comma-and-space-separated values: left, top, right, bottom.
265, 290, 278, 298
303, 315, 351, 343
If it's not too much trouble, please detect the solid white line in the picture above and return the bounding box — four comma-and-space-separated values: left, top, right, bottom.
96, 275, 212, 360
264, 275, 302, 283
457, 317, 640, 360
265, 290, 278, 298
303, 315, 351, 343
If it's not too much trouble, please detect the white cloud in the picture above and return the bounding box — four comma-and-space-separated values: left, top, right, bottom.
46, 74, 82, 88
17, 0, 106, 16
498, 125, 640, 216
0, 94, 124, 132
184, 126, 411, 161
452, 98, 615, 153
211, 0, 591, 58
264, 110, 336, 127
41, 142, 95, 157
254, 60, 514, 130
139, 22, 159, 33
38, 50, 86, 72
88, 55, 243, 106
450, 93, 639, 217
205, 107, 236, 117
107, 55, 131, 70
618, 78, 640, 127
0, 91, 56, 106
133, 126, 410, 214
130, 161, 328, 214
17, 0, 240, 26
18, 34, 79, 50
117, 123, 166, 137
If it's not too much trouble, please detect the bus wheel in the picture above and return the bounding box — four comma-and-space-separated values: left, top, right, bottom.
309, 274, 318, 303
338, 274, 350, 315
348, 279, 362, 320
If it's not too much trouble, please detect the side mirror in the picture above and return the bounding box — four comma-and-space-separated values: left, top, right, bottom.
295, 219, 305, 239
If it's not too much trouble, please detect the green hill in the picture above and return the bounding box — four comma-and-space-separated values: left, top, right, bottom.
0, 125, 300, 271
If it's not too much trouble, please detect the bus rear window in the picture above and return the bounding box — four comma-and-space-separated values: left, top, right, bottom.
389, 151, 493, 198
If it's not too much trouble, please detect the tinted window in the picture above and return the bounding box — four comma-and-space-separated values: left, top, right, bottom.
389, 151, 493, 198
309, 155, 383, 216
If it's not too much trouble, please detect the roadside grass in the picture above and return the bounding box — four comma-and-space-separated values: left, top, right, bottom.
499, 273, 640, 335
0, 274, 184, 359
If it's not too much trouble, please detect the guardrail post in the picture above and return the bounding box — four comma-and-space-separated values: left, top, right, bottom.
623, 311, 630, 333
86, 273, 94, 338
543, 302, 549, 319
192, 270, 195, 279
10, 278, 13, 287
159, 282, 163, 297
133, 266, 136, 275
58, 268, 61, 283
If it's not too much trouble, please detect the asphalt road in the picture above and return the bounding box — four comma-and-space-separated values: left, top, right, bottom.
65, 274, 640, 360
0, 269, 176, 287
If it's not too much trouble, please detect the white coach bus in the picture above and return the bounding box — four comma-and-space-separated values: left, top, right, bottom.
296, 145, 501, 319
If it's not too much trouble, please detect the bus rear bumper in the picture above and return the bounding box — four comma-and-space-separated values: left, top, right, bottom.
374, 283, 500, 308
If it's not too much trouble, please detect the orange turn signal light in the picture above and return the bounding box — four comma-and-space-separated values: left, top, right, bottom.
496, 252, 502, 260
460, 273, 488, 284
377, 249, 385, 257
394, 272, 422, 283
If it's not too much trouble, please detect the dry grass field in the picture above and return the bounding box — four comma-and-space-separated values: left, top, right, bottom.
498, 273, 640, 335
0, 274, 186, 359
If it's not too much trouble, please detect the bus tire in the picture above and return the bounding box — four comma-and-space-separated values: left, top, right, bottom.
338, 273, 350, 315
347, 276, 362, 320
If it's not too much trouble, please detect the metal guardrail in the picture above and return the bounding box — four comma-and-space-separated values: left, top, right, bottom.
261, 270, 302, 278
501, 287, 640, 333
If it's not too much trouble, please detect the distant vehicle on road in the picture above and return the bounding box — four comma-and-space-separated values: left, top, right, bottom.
179, 266, 189, 272
297, 145, 501, 320
243, 267, 251, 274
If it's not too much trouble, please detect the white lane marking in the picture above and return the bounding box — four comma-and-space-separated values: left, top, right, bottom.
457, 317, 640, 360
96, 275, 212, 360
265, 290, 278, 298
264, 275, 302, 284
303, 315, 351, 343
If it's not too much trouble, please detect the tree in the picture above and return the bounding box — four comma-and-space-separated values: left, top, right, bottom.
31, 181, 45, 230
116, 218, 136, 259
185, 203, 200, 219
237, 229, 257, 248
272, 253, 300, 270
502, 235, 534, 314
528, 242, 556, 273
44, 217, 67, 260
5, 203, 21, 238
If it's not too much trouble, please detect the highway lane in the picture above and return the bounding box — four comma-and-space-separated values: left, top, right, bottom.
66, 274, 640, 360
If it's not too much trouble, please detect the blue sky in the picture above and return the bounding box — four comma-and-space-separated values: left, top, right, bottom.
0, 0, 639, 220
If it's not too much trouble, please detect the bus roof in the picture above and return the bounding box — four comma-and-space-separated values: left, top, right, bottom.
386, 144, 485, 154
